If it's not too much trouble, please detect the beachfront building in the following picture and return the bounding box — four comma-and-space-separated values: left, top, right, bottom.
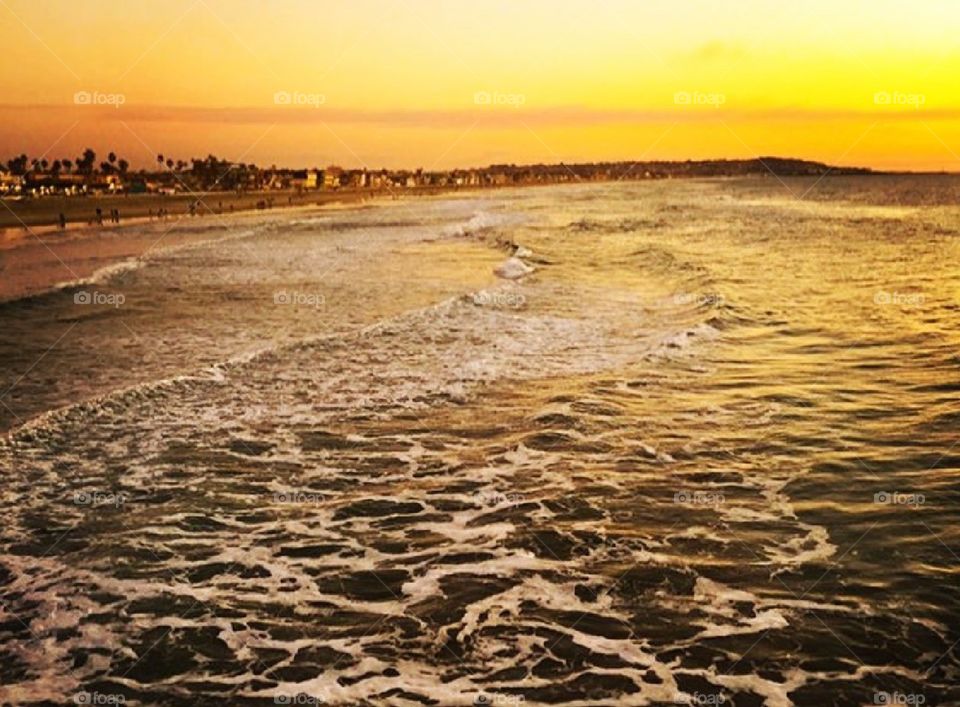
0, 169, 24, 195
289, 169, 319, 190
370, 170, 393, 189
323, 166, 344, 189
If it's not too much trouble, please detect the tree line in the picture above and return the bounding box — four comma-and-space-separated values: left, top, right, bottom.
4, 150, 271, 191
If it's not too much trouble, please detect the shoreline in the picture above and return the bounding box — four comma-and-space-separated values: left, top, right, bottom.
0, 185, 465, 244
1, 171, 930, 239
0, 182, 529, 304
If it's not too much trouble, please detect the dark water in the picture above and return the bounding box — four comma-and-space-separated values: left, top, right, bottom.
1, 178, 959, 706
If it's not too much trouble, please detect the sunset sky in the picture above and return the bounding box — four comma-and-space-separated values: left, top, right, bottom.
1, 0, 959, 171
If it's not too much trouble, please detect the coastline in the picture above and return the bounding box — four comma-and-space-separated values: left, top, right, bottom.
0, 179, 559, 304
2, 165, 920, 242
0, 184, 465, 244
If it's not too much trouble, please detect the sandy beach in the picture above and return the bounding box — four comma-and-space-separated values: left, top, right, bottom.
0, 185, 485, 302
0, 185, 464, 240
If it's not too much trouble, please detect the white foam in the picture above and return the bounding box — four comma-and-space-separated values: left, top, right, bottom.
443, 210, 517, 237
494, 256, 534, 280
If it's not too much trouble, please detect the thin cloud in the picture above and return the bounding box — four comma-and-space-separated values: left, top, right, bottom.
2, 103, 959, 129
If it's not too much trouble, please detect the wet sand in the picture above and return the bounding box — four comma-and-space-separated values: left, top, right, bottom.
0, 185, 460, 237
0, 186, 471, 301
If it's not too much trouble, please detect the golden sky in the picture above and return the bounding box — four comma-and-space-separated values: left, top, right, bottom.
1, 0, 959, 170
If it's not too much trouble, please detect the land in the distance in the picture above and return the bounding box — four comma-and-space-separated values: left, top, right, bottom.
0, 156, 876, 231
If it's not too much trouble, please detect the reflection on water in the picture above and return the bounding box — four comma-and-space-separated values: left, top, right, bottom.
1, 177, 959, 706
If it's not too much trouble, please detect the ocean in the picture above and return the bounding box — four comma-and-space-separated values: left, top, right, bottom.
1, 177, 958, 706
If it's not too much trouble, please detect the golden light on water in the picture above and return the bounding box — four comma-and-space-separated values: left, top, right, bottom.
1, 0, 959, 169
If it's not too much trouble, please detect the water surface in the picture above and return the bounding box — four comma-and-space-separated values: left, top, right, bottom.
1, 178, 958, 706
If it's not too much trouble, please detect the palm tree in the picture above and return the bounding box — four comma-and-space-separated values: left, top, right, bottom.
166, 158, 174, 170
108, 152, 117, 166
156, 154, 164, 170
62, 159, 73, 173
118, 159, 129, 175
78, 148, 96, 176
6, 155, 28, 175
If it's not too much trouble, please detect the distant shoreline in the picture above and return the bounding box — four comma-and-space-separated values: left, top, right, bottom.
0, 185, 461, 239
2, 169, 956, 238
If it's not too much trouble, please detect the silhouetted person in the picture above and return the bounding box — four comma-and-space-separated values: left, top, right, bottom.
58, 213, 66, 230
95, 208, 103, 225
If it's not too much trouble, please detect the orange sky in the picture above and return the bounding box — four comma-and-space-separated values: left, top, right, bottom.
1, 0, 959, 171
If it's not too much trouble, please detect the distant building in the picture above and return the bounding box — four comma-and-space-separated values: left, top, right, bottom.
323, 166, 343, 189
290, 169, 319, 190
0, 170, 23, 194
265, 173, 285, 190
86, 174, 124, 194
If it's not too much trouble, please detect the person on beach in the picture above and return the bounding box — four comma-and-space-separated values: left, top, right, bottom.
95, 208, 103, 225
58, 213, 66, 230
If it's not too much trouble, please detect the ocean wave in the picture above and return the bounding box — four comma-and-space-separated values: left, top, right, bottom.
443, 210, 526, 238
0, 224, 263, 305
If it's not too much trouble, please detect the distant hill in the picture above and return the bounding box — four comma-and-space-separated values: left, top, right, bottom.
484, 157, 872, 179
